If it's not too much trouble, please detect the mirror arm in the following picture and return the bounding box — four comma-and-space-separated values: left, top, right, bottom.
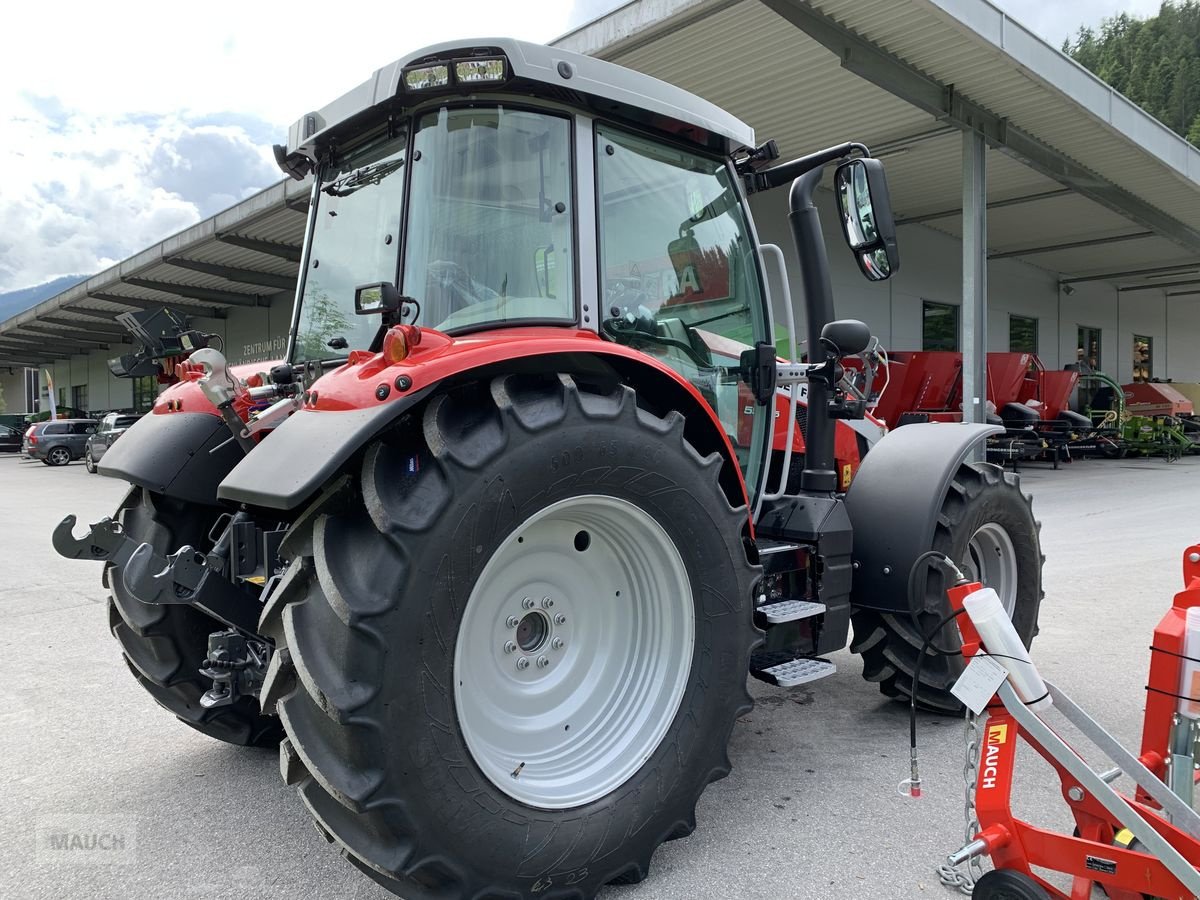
753, 141, 869, 192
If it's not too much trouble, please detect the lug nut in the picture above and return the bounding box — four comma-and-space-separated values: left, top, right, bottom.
516, 657, 529, 670
522, 597, 535, 610
541, 597, 554, 609
552, 638, 564, 650
554, 614, 566, 625
503, 641, 517, 654
506, 616, 520, 628
536, 656, 550, 669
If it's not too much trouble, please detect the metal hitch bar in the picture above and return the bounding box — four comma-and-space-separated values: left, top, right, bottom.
52, 515, 142, 568
123, 542, 263, 635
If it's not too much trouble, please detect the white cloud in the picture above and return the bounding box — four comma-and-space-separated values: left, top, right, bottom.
0, 0, 574, 292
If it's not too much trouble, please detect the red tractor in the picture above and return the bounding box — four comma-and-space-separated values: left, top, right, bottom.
54, 39, 1042, 899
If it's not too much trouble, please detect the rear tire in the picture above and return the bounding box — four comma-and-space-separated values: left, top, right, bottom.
850, 462, 1042, 713
107, 487, 281, 747
48, 446, 71, 466
260, 373, 759, 899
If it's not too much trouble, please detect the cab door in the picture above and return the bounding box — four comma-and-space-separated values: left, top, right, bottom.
594, 124, 772, 501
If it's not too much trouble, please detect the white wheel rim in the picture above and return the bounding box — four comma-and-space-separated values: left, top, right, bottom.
964, 523, 1019, 617
454, 494, 695, 810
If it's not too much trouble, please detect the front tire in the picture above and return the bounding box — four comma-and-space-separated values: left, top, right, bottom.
851, 462, 1042, 713
260, 373, 759, 899
85, 447, 97, 473
107, 487, 281, 746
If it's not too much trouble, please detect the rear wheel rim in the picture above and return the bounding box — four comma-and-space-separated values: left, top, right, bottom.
454, 494, 695, 810
964, 522, 1019, 617
50, 448, 69, 465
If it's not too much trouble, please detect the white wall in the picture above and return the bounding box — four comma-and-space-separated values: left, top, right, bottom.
748, 187, 1198, 384
0, 368, 29, 414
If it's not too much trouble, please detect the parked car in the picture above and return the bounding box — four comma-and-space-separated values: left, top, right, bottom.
23, 419, 99, 466
0, 424, 22, 453
85, 413, 142, 473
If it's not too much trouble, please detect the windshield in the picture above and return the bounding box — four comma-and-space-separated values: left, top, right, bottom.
293, 134, 406, 363
404, 107, 575, 330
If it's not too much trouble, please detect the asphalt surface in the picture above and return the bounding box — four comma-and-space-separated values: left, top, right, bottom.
2, 450, 1197, 899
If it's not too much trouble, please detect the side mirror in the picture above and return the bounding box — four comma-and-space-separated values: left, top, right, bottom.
820, 319, 872, 357
354, 282, 403, 315
834, 158, 900, 282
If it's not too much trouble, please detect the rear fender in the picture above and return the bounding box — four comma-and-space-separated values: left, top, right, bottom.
217, 330, 748, 512
97, 359, 283, 506
843, 422, 1001, 613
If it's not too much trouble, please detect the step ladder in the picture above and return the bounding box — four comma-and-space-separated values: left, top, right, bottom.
750, 650, 836, 688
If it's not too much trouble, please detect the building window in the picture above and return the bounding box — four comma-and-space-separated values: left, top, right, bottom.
1009, 315, 1038, 354
922, 301, 959, 351
1133, 334, 1153, 382
72, 384, 88, 414
132, 376, 158, 413
1077, 325, 1101, 372
57, 387, 66, 411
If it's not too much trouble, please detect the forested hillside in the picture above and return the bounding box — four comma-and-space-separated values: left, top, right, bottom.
1063, 1, 1200, 145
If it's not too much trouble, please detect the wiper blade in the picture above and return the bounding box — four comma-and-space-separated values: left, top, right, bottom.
323, 158, 406, 197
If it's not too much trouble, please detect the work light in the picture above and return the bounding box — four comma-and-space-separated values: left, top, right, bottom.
455, 58, 506, 83
404, 64, 450, 90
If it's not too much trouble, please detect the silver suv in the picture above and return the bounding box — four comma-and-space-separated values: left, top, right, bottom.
23, 419, 99, 466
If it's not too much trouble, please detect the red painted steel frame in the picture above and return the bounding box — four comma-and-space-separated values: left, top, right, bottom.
951, 570, 1200, 900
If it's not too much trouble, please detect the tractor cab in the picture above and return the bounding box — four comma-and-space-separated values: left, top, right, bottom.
274, 38, 897, 507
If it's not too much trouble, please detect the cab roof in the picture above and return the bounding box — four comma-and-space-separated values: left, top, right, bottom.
279, 37, 755, 174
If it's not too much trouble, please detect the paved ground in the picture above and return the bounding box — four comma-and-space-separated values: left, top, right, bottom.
1, 449, 1196, 899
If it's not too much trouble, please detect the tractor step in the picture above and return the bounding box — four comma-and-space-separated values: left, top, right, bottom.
756, 599, 825, 624
750, 651, 836, 688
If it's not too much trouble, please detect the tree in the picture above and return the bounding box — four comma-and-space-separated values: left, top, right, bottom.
1064, 2, 1200, 145
295, 286, 352, 360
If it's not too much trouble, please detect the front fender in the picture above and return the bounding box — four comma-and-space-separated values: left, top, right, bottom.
218, 327, 747, 512
843, 422, 1002, 613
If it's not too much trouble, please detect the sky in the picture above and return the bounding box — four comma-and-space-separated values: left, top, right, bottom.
0, 0, 1168, 293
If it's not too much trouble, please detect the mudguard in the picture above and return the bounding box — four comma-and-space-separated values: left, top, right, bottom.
217, 327, 750, 513
98, 411, 246, 507
843, 422, 1002, 613
217, 387, 432, 509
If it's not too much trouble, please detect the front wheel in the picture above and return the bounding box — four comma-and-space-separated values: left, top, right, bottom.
107, 487, 281, 746
260, 373, 759, 899
851, 462, 1043, 713
84, 447, 97, 473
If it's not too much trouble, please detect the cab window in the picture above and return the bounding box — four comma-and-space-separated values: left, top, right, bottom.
595, 125, 767, 484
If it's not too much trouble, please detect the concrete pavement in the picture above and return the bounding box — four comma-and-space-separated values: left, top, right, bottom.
1, 450, 1195, 899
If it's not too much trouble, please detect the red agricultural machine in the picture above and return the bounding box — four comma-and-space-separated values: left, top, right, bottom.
53, 39, 1043, 898
932, 546, 1200, 899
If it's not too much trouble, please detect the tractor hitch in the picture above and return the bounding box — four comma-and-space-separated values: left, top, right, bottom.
199, 629, 270, 708
52, 515, 142, 568
123, 541, 263, 635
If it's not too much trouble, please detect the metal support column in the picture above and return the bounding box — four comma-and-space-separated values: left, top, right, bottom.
962, 131, 988, 439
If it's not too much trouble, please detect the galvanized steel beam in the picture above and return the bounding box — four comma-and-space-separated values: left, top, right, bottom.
121, 277, 264, 307
962, 130, 987, 434
165, 258, 297, 291
216, 234, 303, 263
759, 0, 1200, 256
